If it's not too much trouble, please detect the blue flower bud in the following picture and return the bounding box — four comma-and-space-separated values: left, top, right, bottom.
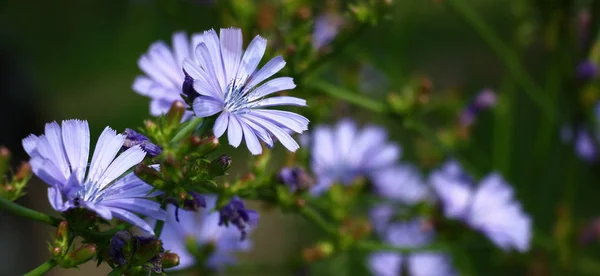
123, 128, 162, 157
219, 196, 259, 240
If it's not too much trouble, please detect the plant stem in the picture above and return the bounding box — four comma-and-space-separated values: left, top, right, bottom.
297, 206, 338, 237
153, 199, 167, 237
354, 240, 449, 254
0, 197, 60, 226
296, 24, 368, 83
24, 259, 57, 276
171, 117, 204, 144
445, 0, 555, 122
308, 81, 387, 113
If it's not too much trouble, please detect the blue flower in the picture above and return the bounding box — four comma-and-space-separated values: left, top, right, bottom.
430, 161, 532, 252
183, 28, 309, 155
368, 218, 455, 276
277, 166, 315, 192
309, 119, 400, 195
133, 31, 201, 118
312, 13, 344, 50
459, 88, 497, 128
577, 60, 598, 81
219, 196, 259, 241
22, 120, 166, 234
372, 165, 430, 204
123, 128, 162, 157
159, 195, 252, 271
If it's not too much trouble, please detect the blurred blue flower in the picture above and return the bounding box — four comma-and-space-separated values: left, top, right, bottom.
160, 195, 252, 271
183, 28, 309, 155
459, 88, 497, 128
575, 128, 598, 162
577, 60, 598, 81
368, 218, 455, 276
219, 196, 259, 241
372, 165, 431, 204
310, 119, 401, 195
133, 31, 200, 118
23, 120, 166, 234
312, 13, 344, 50
277, 166, 315, 192
430, 161, 532, 252
123, 128, 162, 157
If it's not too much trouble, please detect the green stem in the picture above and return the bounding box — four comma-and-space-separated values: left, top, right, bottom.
445, 0, 555, 121
308, 81, 386, 113
0, 197, 60, 226
171, 117, 204, 144
153, 199, 167, 237
24, 259, 57, 276
297, 206, 338, 237
354, 240, 449, 254
296, 24, 368, 83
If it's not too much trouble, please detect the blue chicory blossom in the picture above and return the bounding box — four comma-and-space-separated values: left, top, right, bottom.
183, 28, 309, 155
159, 195, 252, 271
133, 31, 201, 119
312, 13, 344, 50
277, 166, 315, 192
575, 128, 598, 162
430, 161, 532, 252
577, 60, 598, 81
22, 120, 166, 234
123, 128, 162, 157
459, 88, 497, 128
368, 218, 455, 276
309, 119, 401, 195
372, 165, 431, 204
219, 196, 259, 241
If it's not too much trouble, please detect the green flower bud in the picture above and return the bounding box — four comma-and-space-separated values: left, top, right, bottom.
0, 146, 10, 181
59, 244, 97, 268
166, 101, 186, 128
208, 155, 231, 177
161, 252, 180, 269
190, 135, 220, 155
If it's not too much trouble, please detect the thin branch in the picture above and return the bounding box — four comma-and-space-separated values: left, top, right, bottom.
23, 259, 57, 276
0, 197, 60, 226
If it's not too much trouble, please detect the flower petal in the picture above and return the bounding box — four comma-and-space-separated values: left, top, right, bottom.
202, 29, 227, 92
236, 35, 267, 85
244, 114, 299, 152
41, 122, 71, 179
245, 56, 286, 91
250, 96, 306, 108
248, 109, 308, 134
101, 198, 166, 220
249, 77, 296, 100
227, 114, 243, 147
97, 145, 146, 190
110, 208, 156, 235
22, 134, 39, 156
87, 127, 125, 185
192, 96, 224, 118
172, 31, 190, 68
239, 121, 262, 155
238, 115, 273, 147
220, 28, 243, 84
61, 119, 90, 184
213, 112, 229, 138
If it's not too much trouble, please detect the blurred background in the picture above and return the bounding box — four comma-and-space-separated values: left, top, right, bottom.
1, 0, 600, 275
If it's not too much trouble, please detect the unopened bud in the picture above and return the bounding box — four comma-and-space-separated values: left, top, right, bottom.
182, 72, 198, 103
56, 221, 69, 241
59, 244, 97, 268
296, 6, 311, 20
14, 162, 32, 181
144, 120, 158, 133
191, 135, 220, 155
303, 242, 334, 262
161, 253, 180, 269
136, 236, 164, 263
134, 164, 160, 184
0, 146, 10, 178
166, 101, 186, 127
209, 155, 231, 176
